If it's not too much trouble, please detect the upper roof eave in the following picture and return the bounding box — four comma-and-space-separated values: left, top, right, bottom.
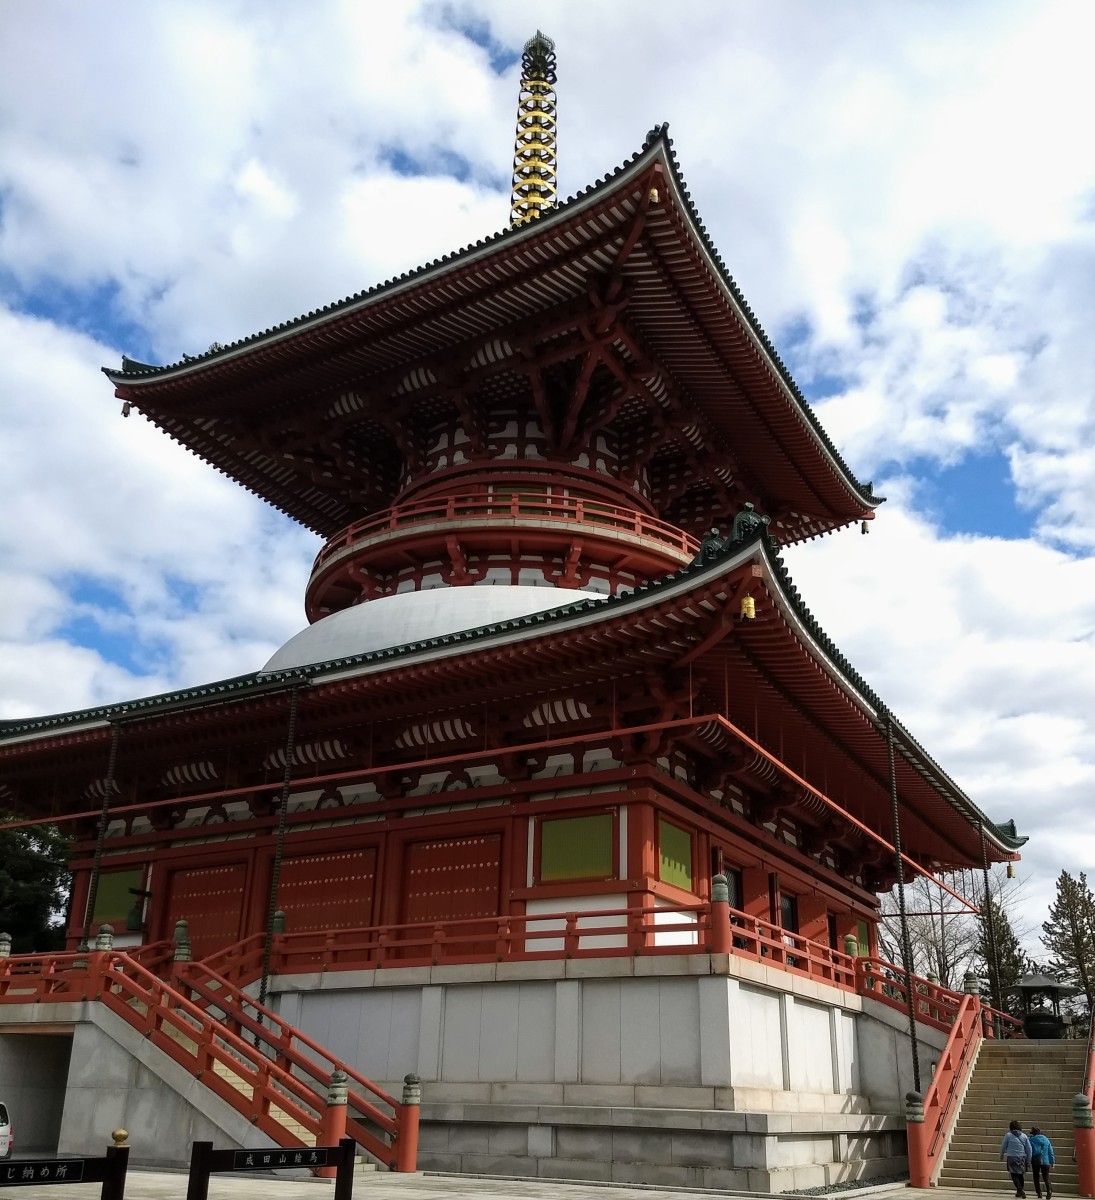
101, 127, 879, 517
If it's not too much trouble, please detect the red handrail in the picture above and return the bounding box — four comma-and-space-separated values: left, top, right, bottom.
312, 491, 699, 571
909, 992, 984, 1187
0, 951, 410, 1169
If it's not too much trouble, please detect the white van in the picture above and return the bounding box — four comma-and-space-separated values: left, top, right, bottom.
0, 1102, 11, 1158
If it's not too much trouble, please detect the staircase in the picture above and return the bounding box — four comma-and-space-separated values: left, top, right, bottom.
939, 1040, 1086, 1193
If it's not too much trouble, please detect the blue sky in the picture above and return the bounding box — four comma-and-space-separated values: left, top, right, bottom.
2, 0, 1095, 943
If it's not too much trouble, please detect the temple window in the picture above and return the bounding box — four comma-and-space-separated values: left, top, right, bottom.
538, 812, 615, 882
779, 891, 799, 934
657, 818, 693, 891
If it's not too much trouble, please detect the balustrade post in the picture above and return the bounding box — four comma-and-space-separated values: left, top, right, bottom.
272, 910, 286, 935
905, 1090, 929, 1188
843, 933, 858, 958
316, 1069, 349, 1178
396, 1073, 422, 1173
564, 915, 579, 957
173, 919, 192, 963
0, 931, 11, 959
95, 923, 115, 952
710, 874, 732, 956
1074, 1093, 1095, 1198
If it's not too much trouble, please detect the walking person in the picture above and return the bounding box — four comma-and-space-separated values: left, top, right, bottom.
1029, 1126, 1055, 1199
1000, 1119, 1032, 1198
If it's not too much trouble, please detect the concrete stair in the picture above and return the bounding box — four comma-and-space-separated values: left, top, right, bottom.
937, 1039, 1086, 1194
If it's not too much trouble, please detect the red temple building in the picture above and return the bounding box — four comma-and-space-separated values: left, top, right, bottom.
0, 38, 1034, 1190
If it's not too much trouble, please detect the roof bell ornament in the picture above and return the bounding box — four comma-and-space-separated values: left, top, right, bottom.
739, 594, 756, 621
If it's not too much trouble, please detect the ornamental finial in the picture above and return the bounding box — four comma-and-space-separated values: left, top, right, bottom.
509, 32, 557, 228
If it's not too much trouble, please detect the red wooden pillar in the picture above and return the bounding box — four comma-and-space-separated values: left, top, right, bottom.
1075, 1093, 1095, 1198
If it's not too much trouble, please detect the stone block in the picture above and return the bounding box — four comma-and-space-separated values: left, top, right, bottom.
415, 1124, 451, 1151
372, 965, 431, 988
496, 959, 565, 982
633, 954, 706, 977
538, 1156, 612, 1181
612, 1105, 704, 1130
430, 962, 496, 985
490, 1081, 563, 1105
416, 1150, 464, 1172
422, 1082, 491, 1103
555, 1126, 614, 1161
611, 1160, 706, 1186
487, 1124, 530, 1155
700, 1110, 750, 1133
610, 1127, 675, 1163
561, 1083, 634, 1106
446, 1123, 491, 1153
701, 1166, 751, 1190
458, 1152, 537, 1176
635, 1084, 712, 1109
527, 1124, 554, 1157
671, 1129, 733, 1166
565, 956, 632, 979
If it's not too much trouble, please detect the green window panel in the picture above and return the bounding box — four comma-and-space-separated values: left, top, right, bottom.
658, 818, 693, 891
857, 919, 871, 956
540, 813, 614, 881
90, 867, 143, 927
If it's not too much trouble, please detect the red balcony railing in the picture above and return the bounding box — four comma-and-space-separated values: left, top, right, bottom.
312, 491, 699, 573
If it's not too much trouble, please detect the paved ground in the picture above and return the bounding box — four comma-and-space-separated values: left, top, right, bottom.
0, 1169, 1020, 1200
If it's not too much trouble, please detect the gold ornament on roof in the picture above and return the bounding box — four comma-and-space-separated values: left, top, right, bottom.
510, 31, 557, 228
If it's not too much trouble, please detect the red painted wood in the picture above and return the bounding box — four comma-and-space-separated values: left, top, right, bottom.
164, 863, 247, 958
278, 848, 377, 933
402, 833, 502, 924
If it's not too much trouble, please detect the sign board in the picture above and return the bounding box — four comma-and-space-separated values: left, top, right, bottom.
0, 1161, 86, 1186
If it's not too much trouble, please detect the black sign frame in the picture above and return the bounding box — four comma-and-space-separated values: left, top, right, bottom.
186, 1138, 355, 1200
0, 1146, 128, 1198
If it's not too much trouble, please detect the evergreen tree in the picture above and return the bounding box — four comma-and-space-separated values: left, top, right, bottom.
0, 817, 71, 953
976, 894, 1027, 1015
1041, 870, 1095, 1012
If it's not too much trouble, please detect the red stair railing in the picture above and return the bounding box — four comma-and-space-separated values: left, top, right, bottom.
0, 950, 413, 1170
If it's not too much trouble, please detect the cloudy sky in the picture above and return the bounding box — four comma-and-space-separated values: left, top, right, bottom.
2, 0, 1093, 951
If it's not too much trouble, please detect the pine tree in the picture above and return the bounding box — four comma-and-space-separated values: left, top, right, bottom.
0, 817, 71, 953
1041, 870, 1095, 1012
977, 894, 1027, 1015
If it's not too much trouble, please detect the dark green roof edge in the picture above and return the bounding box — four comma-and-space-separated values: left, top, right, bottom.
102, 127, 878, 511
0, 534, 1020, 853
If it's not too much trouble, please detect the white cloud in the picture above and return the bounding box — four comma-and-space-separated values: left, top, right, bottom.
1, 0, 1094, 946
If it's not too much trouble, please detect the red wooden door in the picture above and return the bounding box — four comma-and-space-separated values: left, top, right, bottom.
164, 863, 247, 959
401, 833, 502, 957
278, 848, 377, 933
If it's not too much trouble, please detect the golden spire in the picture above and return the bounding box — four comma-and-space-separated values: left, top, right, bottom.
509, 31, 557, 228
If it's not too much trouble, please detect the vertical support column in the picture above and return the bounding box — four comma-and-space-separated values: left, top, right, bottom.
905, 1091, 929, 1188
396, 1073, 422, 1173
1074, 1093, 1095, 1198
317, 1069, 348, 1178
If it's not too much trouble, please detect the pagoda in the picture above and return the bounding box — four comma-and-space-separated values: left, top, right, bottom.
0, 33, 1025, 1188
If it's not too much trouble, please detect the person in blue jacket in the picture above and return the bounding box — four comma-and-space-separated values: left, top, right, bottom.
1028, 1126, 1055, 1199
1000, 1120, 1033, 1197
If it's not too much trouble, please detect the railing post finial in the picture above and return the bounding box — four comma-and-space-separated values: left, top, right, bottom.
173, 919, 191, 963
95, 924, 115, 952
0, 932, 11, 959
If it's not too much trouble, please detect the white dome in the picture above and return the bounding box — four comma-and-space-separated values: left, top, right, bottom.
261, 585, 606, 673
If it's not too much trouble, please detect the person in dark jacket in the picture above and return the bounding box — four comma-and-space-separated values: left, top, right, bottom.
1000, 1120, 1032, 1198
1028, 1126, 1055, 1199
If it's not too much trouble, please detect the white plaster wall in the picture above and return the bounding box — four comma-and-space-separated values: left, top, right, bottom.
785, 998, 835, 1093
728, 983, 785, 1089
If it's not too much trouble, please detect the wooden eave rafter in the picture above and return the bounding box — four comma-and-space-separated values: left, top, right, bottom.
104, 135, 877, 542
